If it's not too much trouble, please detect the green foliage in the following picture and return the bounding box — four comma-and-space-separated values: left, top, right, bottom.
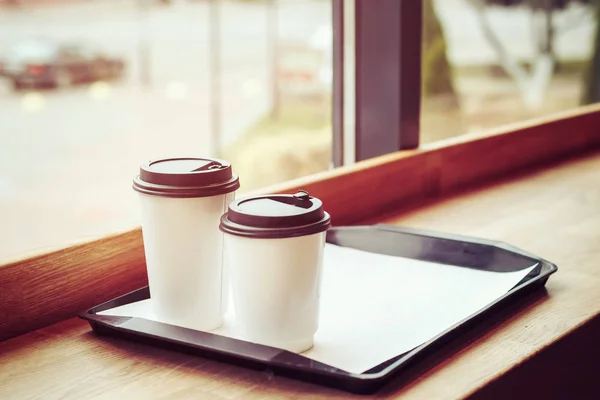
581, 0, 600, 103
222, 99, 331, 191
249, 100, 330, 137
422, 0, 457, 99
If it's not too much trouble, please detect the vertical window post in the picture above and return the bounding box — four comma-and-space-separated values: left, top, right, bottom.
209, 0, 222, 157
332, 0, 345, 167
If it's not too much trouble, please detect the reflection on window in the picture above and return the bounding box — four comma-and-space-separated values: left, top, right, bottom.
0, 0, 332, 260
421, 0, 597, 143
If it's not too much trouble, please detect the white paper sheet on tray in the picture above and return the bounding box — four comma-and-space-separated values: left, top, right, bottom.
99, 243, 536, 374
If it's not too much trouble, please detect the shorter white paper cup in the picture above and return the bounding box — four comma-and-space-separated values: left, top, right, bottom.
220, 190, 331, 353
225, 232, 326, 353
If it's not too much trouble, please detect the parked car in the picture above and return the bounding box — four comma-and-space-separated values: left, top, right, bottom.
0, 39, 125, 90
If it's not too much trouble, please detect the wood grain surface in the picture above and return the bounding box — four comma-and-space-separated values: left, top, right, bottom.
0, 229, 147, 341
1, 149, 600, 399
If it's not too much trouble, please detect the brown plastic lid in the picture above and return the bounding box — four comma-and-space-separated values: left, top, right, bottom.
220, 190, 331, 239
132, 157, 240, 198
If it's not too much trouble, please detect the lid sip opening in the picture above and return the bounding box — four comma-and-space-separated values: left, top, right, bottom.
220, 190, 331, 239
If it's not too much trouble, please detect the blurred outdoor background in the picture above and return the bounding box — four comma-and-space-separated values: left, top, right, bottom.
1, 0, 599, 259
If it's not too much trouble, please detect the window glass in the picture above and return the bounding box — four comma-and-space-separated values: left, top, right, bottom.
0, 0, 332, 260
422, 0, 597, 143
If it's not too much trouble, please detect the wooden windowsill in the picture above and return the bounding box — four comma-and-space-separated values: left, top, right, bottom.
2, 148, 600, 399
1, 105, 600, 398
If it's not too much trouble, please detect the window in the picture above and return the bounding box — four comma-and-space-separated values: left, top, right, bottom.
0, 0, 333, 260
2, 0, 599, 262
421, 0, 599, 143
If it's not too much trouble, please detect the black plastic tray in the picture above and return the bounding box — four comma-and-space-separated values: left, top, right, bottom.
80, 225, 557, 394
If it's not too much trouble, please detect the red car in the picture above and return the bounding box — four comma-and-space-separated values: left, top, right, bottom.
0, 40, 125, 91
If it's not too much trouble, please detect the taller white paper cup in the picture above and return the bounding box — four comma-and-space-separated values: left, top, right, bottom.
220, 190, 331, 353
133, 157, 239, 331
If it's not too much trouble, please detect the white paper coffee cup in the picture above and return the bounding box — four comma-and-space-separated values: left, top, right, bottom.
220, 190, 331, 353
133, 157, 239, 331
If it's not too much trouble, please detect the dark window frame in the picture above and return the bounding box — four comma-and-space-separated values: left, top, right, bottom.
333, 0, 423, 166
